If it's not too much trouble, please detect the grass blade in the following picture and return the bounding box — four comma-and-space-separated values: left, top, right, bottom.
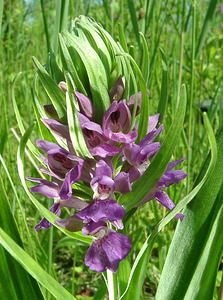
0, 228, 76, 300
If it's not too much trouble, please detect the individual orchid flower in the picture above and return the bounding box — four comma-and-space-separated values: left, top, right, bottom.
90, 160, 131, 200
142, 159, 187, 219
36, 139, 84, 199
123, 114, 163, 181
102, 100, 137, 143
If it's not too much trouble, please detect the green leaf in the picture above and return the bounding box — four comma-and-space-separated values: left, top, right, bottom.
62, 31, 110, 121
32, 56, 66, 119
156, 124, 223, 300
59, 35, 87, 94
120, 85, 187, 211
195, 0, 218, 57
0, 228, 76, 300
0, 176, 43, 300
127, 0, 141, 46
157, 48, 168, 123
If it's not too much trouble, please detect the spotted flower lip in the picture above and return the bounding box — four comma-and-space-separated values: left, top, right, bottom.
85, 230, 132, 272
103, 100, 137, 143
90, 160, 132, 199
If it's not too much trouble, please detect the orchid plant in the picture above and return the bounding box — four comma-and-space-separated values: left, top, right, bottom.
25, 16, 188, 298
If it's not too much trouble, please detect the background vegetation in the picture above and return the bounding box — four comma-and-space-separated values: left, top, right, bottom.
0, 0, 222, 299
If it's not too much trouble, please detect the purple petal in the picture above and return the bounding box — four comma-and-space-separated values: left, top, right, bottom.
103, 101, 135, 143
85, 231, 131, 272
148, 114, 159, 132
139, 142, 160, 162
155, 190, 175, 210
75, 199, 125, 223
123, 143, 141, 165
155, 190, 184, 220
56, 215, 83, 232
35, 203, 60, 231
36, 140, 60, 153
114, 172, 131, 194
60, 198, 88, 210
128, 166, 142, 182
27, 177, 60, 198
79, 113, 103, 135
59, 162, 84, 200
158, 170, 187, 187
90, 143, 120, 158
167, 159, 185, 170
75, 91, 93, 119
104, 128, 138, 143
42, 119, 70, 141
94, 160, 113, 178
139, 124, 163, 146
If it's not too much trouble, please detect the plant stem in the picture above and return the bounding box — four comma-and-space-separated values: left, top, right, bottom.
107, 269, 115, 300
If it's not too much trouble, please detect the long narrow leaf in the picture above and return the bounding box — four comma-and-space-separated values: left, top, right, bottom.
0, 228, 76, 300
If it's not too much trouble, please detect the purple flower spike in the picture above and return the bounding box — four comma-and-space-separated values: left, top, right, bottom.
35, 202, 60, 231
75, 199, 125, 225
85, 230, 132, 272
103, 101, 137, 143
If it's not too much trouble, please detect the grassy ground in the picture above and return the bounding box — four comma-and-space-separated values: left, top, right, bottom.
0, 0, 223, 299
